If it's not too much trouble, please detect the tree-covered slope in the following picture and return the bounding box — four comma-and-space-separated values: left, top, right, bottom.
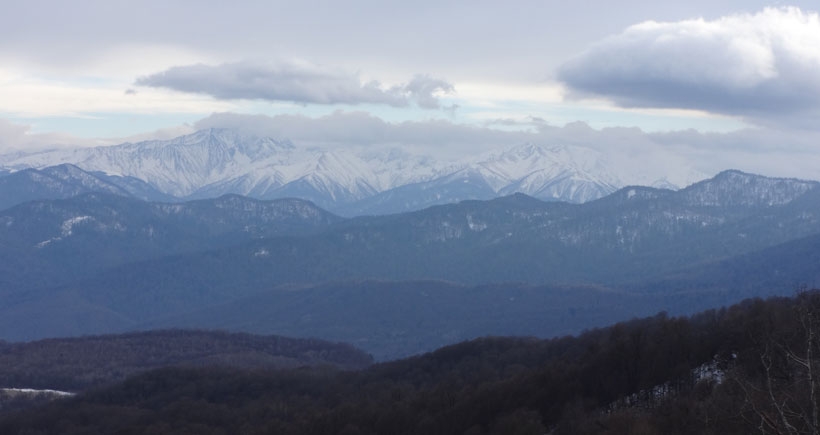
2, 292, 817, 434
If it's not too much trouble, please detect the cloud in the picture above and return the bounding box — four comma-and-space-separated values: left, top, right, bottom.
136, 61, 455, 110
0, 119, 89, 152
0, 118, 198, 153
403, 75, 455, 109
193, 111, 508, 157
481, 116, 549, 129
558, 7, 820, 127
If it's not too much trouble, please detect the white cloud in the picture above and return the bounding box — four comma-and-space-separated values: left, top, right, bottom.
402, 75, 455, 109
193, 111, 503, 158
456, 82, 564, 107
0, 118, 198, 153
136, 61, 455, 110
0, 119, 90, 151
558, 7, 820, 127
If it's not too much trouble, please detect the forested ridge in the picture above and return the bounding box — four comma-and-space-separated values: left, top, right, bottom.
4, 172, 820, 351
2, 291, 819, 434
0, 329, 372, 392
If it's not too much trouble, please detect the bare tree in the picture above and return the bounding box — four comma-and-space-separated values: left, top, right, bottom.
733, 292, 820, 435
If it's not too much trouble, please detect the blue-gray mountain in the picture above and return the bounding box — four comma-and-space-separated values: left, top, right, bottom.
0, 164, 175, 211
0, 170, 817, 358
0, 128, 703, 215
0, 193, 339, 290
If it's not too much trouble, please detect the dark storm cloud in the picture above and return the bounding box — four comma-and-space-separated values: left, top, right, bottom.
136, 62, 454, 110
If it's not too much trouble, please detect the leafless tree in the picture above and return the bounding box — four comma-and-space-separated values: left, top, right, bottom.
733, 292, 820, 435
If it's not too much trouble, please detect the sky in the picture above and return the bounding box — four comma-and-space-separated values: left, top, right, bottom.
1, 1, 819, 179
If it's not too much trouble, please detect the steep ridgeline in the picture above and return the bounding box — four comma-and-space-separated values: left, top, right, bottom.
335, 144, 629, 215
82, 170, 817, 288
0, 170, 816, 292
0, 170, 818, 355
0, 128, 701, 214
0, 164, 174, 211
0, 193, 341, 291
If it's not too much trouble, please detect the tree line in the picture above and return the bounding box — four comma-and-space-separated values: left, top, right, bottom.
1, 291, 819, 434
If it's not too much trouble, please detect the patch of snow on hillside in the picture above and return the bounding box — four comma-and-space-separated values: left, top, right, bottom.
253, 248, 270, 257
1, 388, 75, 397
61, 216, 93, 236
466, 215, 487, 231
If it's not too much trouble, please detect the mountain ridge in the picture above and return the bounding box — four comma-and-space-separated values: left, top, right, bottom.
0, 128, 707, 214
0, 170, 818, 358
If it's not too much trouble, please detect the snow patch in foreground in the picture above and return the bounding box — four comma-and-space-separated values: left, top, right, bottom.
1, 388, 75, 397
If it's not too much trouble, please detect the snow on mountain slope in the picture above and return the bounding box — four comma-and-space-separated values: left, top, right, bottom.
0, 129, 295, 197
0, 128, 709, 212
0, 129, 446, 204
359, 148, 447, 190
471, 144, 618, 191
680, 170, 818, 207
476, 144, 619, 202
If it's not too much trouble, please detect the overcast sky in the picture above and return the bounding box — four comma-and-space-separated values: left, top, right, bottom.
1, 1, 819, 179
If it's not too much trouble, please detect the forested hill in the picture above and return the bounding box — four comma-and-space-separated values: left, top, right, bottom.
2, 291, 818, 434
0, 330, 372, 392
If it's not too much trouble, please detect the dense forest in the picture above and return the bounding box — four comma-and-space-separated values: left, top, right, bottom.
1, 291, 818, 434
0, 330, 372, 392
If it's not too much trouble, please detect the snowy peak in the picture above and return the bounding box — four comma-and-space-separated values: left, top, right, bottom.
0, 128, 298, 197
121, 128, 293, 159
472, 143, 621, 201
0, 128, 748, 215
108, 129, 296, 196
309, 151, 378, 195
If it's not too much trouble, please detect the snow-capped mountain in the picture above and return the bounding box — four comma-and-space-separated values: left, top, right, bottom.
0, 129, 443, 210
485, 144, 621, 203
1, 129, 298, 198
0, 128, 706, 213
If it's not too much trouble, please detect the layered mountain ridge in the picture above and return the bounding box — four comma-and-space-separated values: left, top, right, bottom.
0, 128, 705, 214
1, 170, 818, 358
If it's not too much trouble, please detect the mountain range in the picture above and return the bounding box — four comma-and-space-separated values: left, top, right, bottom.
0, 128, 705, 215
0, 169, 817, 358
